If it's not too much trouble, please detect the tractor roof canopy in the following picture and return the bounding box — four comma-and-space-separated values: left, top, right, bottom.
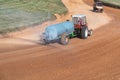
72, 14, 87, 25
72, 14, 86, 18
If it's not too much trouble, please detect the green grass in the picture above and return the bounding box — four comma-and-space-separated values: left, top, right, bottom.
101, 0, 120, 6
0, 0, 68, 34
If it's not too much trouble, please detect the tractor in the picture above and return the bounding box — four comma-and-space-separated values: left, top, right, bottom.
69, 14, 92, 39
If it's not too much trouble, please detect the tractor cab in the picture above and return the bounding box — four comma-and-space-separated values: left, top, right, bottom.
72, 14, 87, 29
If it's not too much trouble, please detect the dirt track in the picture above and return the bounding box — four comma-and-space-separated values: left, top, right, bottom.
0, 0, 120, 80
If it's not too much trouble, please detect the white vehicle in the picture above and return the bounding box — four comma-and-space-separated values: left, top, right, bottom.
93, 1, 103, 13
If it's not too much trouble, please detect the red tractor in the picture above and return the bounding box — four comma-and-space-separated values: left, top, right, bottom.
69, 14, 92, 39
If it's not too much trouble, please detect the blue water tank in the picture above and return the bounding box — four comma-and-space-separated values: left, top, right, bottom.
44, 21, 74, 41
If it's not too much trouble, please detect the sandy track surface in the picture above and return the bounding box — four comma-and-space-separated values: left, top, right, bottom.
0, 0, 120, 80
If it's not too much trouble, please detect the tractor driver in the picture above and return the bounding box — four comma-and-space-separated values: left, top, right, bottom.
78, 19, 83, 26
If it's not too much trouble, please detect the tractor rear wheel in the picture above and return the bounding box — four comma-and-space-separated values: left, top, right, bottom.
60, 33, 69, 45
81, 27, 88, 39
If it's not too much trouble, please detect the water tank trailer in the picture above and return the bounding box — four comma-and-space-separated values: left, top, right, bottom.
42, 14, 93, 45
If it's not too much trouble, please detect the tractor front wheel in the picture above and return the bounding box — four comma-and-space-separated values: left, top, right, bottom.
60, 33, 69, 45
88, 29, 93, 36
81, 27, 88, 39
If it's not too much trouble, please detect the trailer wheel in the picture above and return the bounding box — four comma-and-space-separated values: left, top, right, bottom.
81, 27, 88, 39
61, 33, 69, 45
